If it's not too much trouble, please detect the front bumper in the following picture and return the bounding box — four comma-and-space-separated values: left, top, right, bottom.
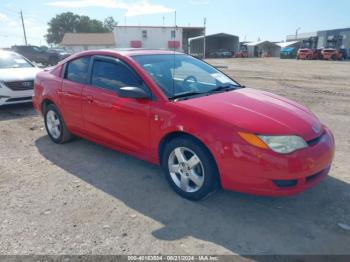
215, 127, 335, 196
0, 87, 33, 106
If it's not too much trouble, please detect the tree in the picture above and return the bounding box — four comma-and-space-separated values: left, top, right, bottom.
46, 12, 80, 44
104, 17, 118, 32
45, 12, 116, 45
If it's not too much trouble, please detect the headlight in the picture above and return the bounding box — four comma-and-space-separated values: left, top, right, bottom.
258, 135, 308, 154
238, 132, 308, 154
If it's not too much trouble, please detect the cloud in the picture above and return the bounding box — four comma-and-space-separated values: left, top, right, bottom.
0, 12, 48, 47
46, 0, 175, 17
0, 12, 10, 22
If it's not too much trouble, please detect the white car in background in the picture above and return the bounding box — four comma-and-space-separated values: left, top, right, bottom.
0, 51, 42, 106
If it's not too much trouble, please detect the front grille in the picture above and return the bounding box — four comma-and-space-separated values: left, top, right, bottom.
307, 133, 324, 146
6, 97, 32, 102
273, 179, 298, 188
5, 80, 34, 91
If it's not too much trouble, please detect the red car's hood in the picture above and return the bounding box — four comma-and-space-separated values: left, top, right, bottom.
180, 88, 322, 141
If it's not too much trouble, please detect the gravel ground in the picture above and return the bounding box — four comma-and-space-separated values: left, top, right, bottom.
0, 58, 349, 256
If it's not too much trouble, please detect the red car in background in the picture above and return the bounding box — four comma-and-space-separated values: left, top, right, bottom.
33, 49, 335, 200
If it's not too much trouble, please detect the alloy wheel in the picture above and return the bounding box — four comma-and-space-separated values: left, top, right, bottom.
46, 110, 61, 139
168, 147, 205, 193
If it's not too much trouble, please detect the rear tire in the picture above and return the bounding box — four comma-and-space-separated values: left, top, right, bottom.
161, 137, 220, 201
44, 104, 73, 144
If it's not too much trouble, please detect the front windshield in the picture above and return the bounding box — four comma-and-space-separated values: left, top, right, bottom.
0, 52, 34, 69
133, 54, 240, 99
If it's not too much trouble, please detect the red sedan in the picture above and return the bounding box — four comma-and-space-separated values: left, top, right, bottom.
33, 49, 335, 200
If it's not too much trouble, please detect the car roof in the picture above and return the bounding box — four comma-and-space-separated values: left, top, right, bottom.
72, 48, 184, 59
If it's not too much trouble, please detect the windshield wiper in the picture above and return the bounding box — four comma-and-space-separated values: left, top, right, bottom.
169, 84, 242, 101
209, 84, 239, 93
169, 91, 205, 100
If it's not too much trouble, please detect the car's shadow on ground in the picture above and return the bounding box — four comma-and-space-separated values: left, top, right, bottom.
35, 136, 350, 255
0, 103, 36, 121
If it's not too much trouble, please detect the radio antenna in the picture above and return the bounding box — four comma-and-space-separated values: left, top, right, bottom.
172, 10, 177, 98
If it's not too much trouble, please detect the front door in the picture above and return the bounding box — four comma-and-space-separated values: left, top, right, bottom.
82, 56, 152, 155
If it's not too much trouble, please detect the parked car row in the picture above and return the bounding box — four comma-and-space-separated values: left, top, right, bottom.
11, 45, 72, 66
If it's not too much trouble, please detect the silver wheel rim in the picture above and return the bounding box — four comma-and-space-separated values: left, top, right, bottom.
168, 147, 205, 193
46, 110, 61, 139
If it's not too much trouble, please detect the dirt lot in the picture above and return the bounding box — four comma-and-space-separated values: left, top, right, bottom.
0, 58, 349, 256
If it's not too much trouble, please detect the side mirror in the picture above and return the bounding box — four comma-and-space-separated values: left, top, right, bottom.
118, 86, 151, 99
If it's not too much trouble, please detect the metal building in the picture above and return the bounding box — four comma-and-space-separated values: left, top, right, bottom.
60, 33, 116, 53
286, 27, 350, 49
114, 26, 204, 53
316, 28, 350, 49
246, 41, 281, 57
189, 33, 239, 58
286, 32, 317, 42
277, 41, 302, 49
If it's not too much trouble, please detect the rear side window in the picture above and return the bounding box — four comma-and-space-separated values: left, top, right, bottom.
65, 56, 91, 84
91, 60, 141, 91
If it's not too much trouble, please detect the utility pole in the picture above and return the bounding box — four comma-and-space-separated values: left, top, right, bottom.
20, 10, 28, 45
203, 17, 207, 59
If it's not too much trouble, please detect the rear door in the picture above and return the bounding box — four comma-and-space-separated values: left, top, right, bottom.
59, 56, 91, 132
82, 55, 152, 154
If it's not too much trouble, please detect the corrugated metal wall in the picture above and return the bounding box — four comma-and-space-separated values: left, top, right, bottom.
317, 28, 350, 49
189, 34, 239, 56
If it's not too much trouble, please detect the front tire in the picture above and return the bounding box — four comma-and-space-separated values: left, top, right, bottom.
44, 104, 72, 144
161, 137, 220, 201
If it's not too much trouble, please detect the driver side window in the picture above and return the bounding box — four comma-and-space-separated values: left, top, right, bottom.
91, 60, 142, 92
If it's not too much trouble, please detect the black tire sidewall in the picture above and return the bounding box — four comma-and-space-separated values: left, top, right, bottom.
44, 105, 65, 144
161, 137, 219, 201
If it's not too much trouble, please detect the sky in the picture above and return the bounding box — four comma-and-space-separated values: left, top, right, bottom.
0, 0, 349, 47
